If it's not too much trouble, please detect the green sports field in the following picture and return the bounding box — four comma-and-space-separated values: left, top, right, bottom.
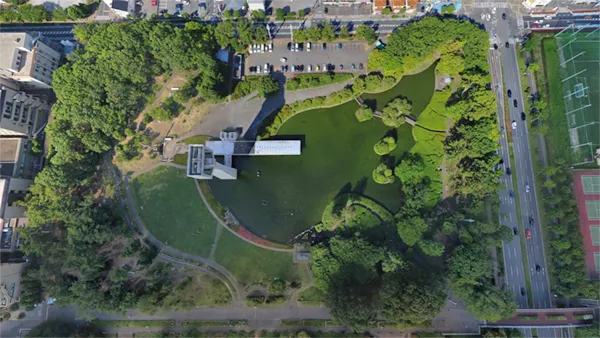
554, 29, 600, 163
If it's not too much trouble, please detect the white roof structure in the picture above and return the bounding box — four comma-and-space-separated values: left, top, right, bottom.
254, 141, 301, 155
247, 0, 265, 11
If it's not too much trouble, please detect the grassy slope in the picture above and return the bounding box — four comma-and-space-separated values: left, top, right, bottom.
213, 230, 305, 286
131, 166, 216, 257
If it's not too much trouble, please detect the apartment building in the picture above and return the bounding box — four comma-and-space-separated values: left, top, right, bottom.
0, 81, 50, 138
0, 32, 61, 90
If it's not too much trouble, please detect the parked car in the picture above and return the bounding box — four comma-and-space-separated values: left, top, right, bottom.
316, 65, 320, 71
269, 43, 273, 52
291, 65, 296, 72
351, 63, 356, 70
339, 64, 343, 70
338, 43, 343, 50
295, 42, 299, 51
308, 64, 312, 72
502, 12, 507, 20
307, 42, 311, 52
322, 42, 327, 51
257, 65, 261, 73
263, 63, 269, 73
280, 57, 287, 63
323, 63, 328, 71
359, 63, 363, 70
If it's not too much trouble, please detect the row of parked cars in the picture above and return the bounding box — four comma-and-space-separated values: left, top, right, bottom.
249, 43, 273, 54
287, 42, 345, 52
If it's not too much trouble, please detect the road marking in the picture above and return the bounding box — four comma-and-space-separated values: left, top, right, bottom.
510, 266, 514, 276
514, 248, 517, 258
516, 268, 519, 276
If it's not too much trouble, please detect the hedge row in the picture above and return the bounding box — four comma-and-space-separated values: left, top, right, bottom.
280, 319, 341, 327
286, 73, 354, 91
182, 320, 248, 327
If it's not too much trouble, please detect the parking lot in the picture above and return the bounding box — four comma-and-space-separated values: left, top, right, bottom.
140, 0, 210, 18
245, 39, 370, 76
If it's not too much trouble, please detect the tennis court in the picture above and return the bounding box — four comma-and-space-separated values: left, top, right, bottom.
555, 28, 600, 164
582, 175, 600, 195
586, 200, 600, 220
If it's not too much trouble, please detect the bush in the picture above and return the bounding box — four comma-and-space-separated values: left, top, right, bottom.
17, 312, 25, 320
372, 163, 395, 184
381, 97, 411, 127
373, 136, 397, 155
142, 114, 153, 124
246, 296, 265, 305
9, 303, 19, 312
355, 104, 373, 122
382, 7, 391, 15
269, 278, 286, 295
231, 76, 280, 100
286, 73, 353, 91
172, 81, 195, 104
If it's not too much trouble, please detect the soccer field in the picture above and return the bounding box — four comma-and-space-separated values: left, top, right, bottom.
555, 29, 600, 164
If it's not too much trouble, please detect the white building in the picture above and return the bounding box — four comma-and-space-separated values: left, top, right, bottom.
522, 0, 552, 9
186, 132, 301, 180
101, 0, 137, 18
247, 0, 265, 11
0, 33, 61, 90
0, 82, 50, 138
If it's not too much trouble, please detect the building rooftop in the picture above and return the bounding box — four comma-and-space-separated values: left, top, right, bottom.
0, 139, 20, 177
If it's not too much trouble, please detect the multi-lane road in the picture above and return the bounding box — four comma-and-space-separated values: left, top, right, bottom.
493, 8, 557, 338
523, 14, 600, 30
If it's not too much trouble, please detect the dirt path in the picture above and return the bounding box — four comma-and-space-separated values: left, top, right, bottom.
209, 222, 222, 260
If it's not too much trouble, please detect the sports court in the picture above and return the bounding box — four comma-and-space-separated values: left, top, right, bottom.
554, 27, 600, 164
573, 170, 600, 280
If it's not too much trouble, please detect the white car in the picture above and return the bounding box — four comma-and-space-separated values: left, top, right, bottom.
525, 184, 530, 193
308, 64, 312, 72
257, 65, 261, 73
295, 42, 299, 51
307, 42, 311, 52
280, 57, 287, 63
512, 120, 517, 129
261, 44, 265, 53
269, 43, 273, 52
323, 63, 327, 71
249, 46, 253, 54
263, 63, 269, 73
291, 65, 296, 72
544, 15, 552, 19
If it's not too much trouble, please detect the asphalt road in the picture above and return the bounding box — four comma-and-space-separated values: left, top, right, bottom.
523, 14, 600, 30
495, 9, 556, 338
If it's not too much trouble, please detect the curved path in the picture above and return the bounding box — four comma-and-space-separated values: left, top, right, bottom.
193, 180, 293, 253
106, 155, 244, 301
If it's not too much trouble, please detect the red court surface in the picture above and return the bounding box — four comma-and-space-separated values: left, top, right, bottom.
572, 170, 600, 280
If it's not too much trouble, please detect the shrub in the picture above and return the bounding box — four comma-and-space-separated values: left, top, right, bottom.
269, 278, 286, 295
286, 73, 353, 91
232, 76, 280, 100
355, 104, 373, 122
9, 303, 19, 311
381, 97, 411, 127
142, 114, 153, 124
372, 163, 395, 184
382, 7, 391, 15
373, 136, 397, 155
17, 312, 25, 320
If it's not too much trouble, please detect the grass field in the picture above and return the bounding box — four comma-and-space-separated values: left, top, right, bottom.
131, 166, 217, 257
298, 286, 326, 306
213, 230, 308, 286
542, 38, 575, 164
552, 31, 600, 163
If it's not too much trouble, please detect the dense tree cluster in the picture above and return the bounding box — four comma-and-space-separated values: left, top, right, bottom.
231, 75, 280, 100
381, 98, 412, 127
0, 2, 94, 22
214, 18, 269, 52
18, 21, 226, 314
311, 236, 447, 331
540, 161, 599, 299
292, 24, 377, 44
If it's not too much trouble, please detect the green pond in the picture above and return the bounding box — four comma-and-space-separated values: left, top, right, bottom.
208, 64, 436, 243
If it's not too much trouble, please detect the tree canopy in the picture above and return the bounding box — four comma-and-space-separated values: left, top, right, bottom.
381, 98, 412, 127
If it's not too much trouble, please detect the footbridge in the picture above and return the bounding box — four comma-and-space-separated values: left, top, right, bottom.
482, 308, 596, 329
354, 97, 416, 126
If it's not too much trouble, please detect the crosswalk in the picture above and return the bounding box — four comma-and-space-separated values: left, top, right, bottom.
41, 30, 73, 36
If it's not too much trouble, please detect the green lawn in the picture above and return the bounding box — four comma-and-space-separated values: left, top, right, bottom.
213, 230, 306, 286
298, 286, 326, 306
542, 38, 573, 164
131, 166, 217, 257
